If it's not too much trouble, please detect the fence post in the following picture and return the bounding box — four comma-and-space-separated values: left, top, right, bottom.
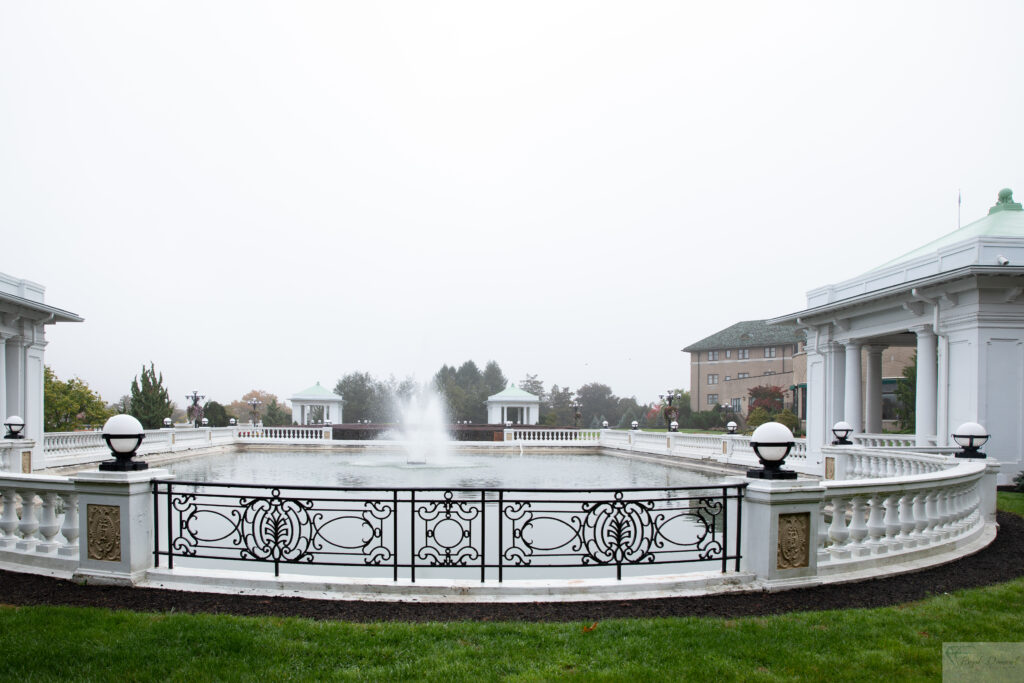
71, 469, 174, 585
741, 479, 825, 582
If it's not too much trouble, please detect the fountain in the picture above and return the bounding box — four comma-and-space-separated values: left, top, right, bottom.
393, 387, 452, 465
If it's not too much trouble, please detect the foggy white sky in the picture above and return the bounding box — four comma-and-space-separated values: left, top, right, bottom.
2, 1, 1023, 409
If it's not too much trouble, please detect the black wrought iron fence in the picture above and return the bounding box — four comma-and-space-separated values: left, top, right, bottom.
152, 481, 745, 580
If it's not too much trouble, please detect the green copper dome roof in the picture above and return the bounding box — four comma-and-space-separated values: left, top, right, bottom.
291, 381, 340, 399
487, 383, 540, 402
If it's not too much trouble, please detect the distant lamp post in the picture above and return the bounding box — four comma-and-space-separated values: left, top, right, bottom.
99, 414, 147, 471
746, 421, 797, 480
831, 421, 854, 445
669, 420, 679, 432
726, 421, 738, 435
185, 391, 206, 428
602, 420, 609, 429
505, 421, 512, 428
201, 417, 209, 427
162, 417, 173, 429
571, 400, 581, 428
247, 398, 262, 426
228, 418, 236, 426
953, 422, 990, 459
659, 391, 680, 429
4, 416, 25, 439
631, 420, 639, 430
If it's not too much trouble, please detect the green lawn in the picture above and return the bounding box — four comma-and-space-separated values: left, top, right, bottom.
3, 493, 1023, 681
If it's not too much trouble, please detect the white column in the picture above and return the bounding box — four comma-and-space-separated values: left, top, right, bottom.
913, 326, 938, 447
0, 335, 7, 422
5, 336, 24, 418
843, 341, 862, 434
865, 344, 885, 434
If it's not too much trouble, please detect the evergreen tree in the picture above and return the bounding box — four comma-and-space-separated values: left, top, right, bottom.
202, 400, 234, 427
128, 362, 173, 429
481, 361, 507, 399
895, 354, 917, 432
263, 398, 292, 426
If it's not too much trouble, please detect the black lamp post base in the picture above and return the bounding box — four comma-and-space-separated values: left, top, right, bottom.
746, 468, 798, 480
99, 459, 149, 472
955, 451, 987, 459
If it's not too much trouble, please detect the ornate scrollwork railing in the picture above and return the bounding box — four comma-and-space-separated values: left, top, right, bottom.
153, 481, 746, 580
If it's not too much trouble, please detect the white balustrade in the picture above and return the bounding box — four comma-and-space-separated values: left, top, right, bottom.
816, 460, 987, 572
0, 473, 78, 569
509, 429, 601, 443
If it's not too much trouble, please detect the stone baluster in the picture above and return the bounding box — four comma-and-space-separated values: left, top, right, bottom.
935, 487, 952, 539
847, 496, 869, 557
16, 488, 39, 550
0, 487, 19, 547
897, 493, 917, 548
58, 491, 79, 557
865, 493, 888, 554
816, 500, 831, 564
827, 495, 851, 560
948, 486, 965, 535
924, 490, 941, 542
35, 491, 62, 553
910, 491, 929, 545
883, 493, 903, 551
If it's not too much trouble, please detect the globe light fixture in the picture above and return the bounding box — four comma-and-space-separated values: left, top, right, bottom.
746, 421, 797, 480
631, 420, 639, 430
505, 421, 512, 428
602, 420, 609, 429
669, 420, 679, 432
229, 418, 236, 426
952, 422, 990, 459
726, 421, 738, 435
831, 421, 854, 445
201, 417, 209, 426
4, 416, 25, 439
162, 417, 173, 429
99, 414, 148, 471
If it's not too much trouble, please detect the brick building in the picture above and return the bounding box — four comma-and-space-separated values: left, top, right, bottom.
684, 320, 915, 428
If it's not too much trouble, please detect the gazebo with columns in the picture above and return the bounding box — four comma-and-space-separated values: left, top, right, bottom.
289, 382, 344, 425
773, 188, 1024, 482
486, 383, 541, 425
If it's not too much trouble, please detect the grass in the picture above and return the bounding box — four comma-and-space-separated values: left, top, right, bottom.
2, 493, 1022, 681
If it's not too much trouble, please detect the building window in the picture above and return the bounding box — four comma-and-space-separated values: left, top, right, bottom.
764, 370, 776, 376
725, 350, 731, 359
737, 372, 749, 379
708, 351, 719, 361
708, 374, 719, 385
724, 376, 731, 381
765, 346, 777, 358
738, 349, 749, 359
707, 394, 718, 405
731, 398, 742, 413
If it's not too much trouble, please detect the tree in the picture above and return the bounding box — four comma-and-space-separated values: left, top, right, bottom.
44, 366, 113, 432
228, 390, 291, 426
575, 383, 619, 428
263, 398, 292, 426
547, 384, 574, 426
129, 362, 173, 429
895, 354, 916, 432
481, 361, 507, 399
202, 400, 234, 427
335, 372, 378, 423
748, 385, 785, 415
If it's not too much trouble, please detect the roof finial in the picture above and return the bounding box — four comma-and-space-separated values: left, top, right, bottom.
989, 188, 1022, 214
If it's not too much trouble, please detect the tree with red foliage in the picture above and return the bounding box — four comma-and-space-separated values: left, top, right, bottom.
748, 385, 785, 415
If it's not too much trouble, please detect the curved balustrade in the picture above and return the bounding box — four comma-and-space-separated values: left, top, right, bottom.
236, 426, 331, 441
853, 433, 934, 448
816, 460, 988, 571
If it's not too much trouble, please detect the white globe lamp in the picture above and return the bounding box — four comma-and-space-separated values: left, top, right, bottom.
100, 414, 148, 471
747, 421, 797, 480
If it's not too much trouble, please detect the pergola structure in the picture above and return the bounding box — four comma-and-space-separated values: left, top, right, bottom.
486, 383, 540, 425
289, 382, 344, 425
773, 189, 1024, 481
0, 271, 82, 469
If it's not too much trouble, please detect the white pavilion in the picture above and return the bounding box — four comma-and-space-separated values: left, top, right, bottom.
486, 383, 541, 425
289, 382, 344, 425
0, 271, 82, 469
773, 188, 1024, 482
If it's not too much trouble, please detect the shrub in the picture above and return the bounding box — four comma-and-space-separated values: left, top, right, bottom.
775, 409, 800, 434
1014, 470, 1024, 492
746, 407, 771, 429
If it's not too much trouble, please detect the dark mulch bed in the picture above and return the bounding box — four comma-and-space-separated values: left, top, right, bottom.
2, 512, 1022, 623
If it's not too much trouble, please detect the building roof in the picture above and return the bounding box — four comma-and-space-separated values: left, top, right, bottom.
682, 320, 804, 353
872, 188, 1024, 271
290, 381, 342, 401
487, 383, 540, 402
0, 291, 82, 323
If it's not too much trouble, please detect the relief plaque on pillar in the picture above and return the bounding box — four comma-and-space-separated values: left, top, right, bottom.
86, 504, 122, 561
777, 512, 810, 570
21, 451, 31, 474
825, 457, 835, 480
